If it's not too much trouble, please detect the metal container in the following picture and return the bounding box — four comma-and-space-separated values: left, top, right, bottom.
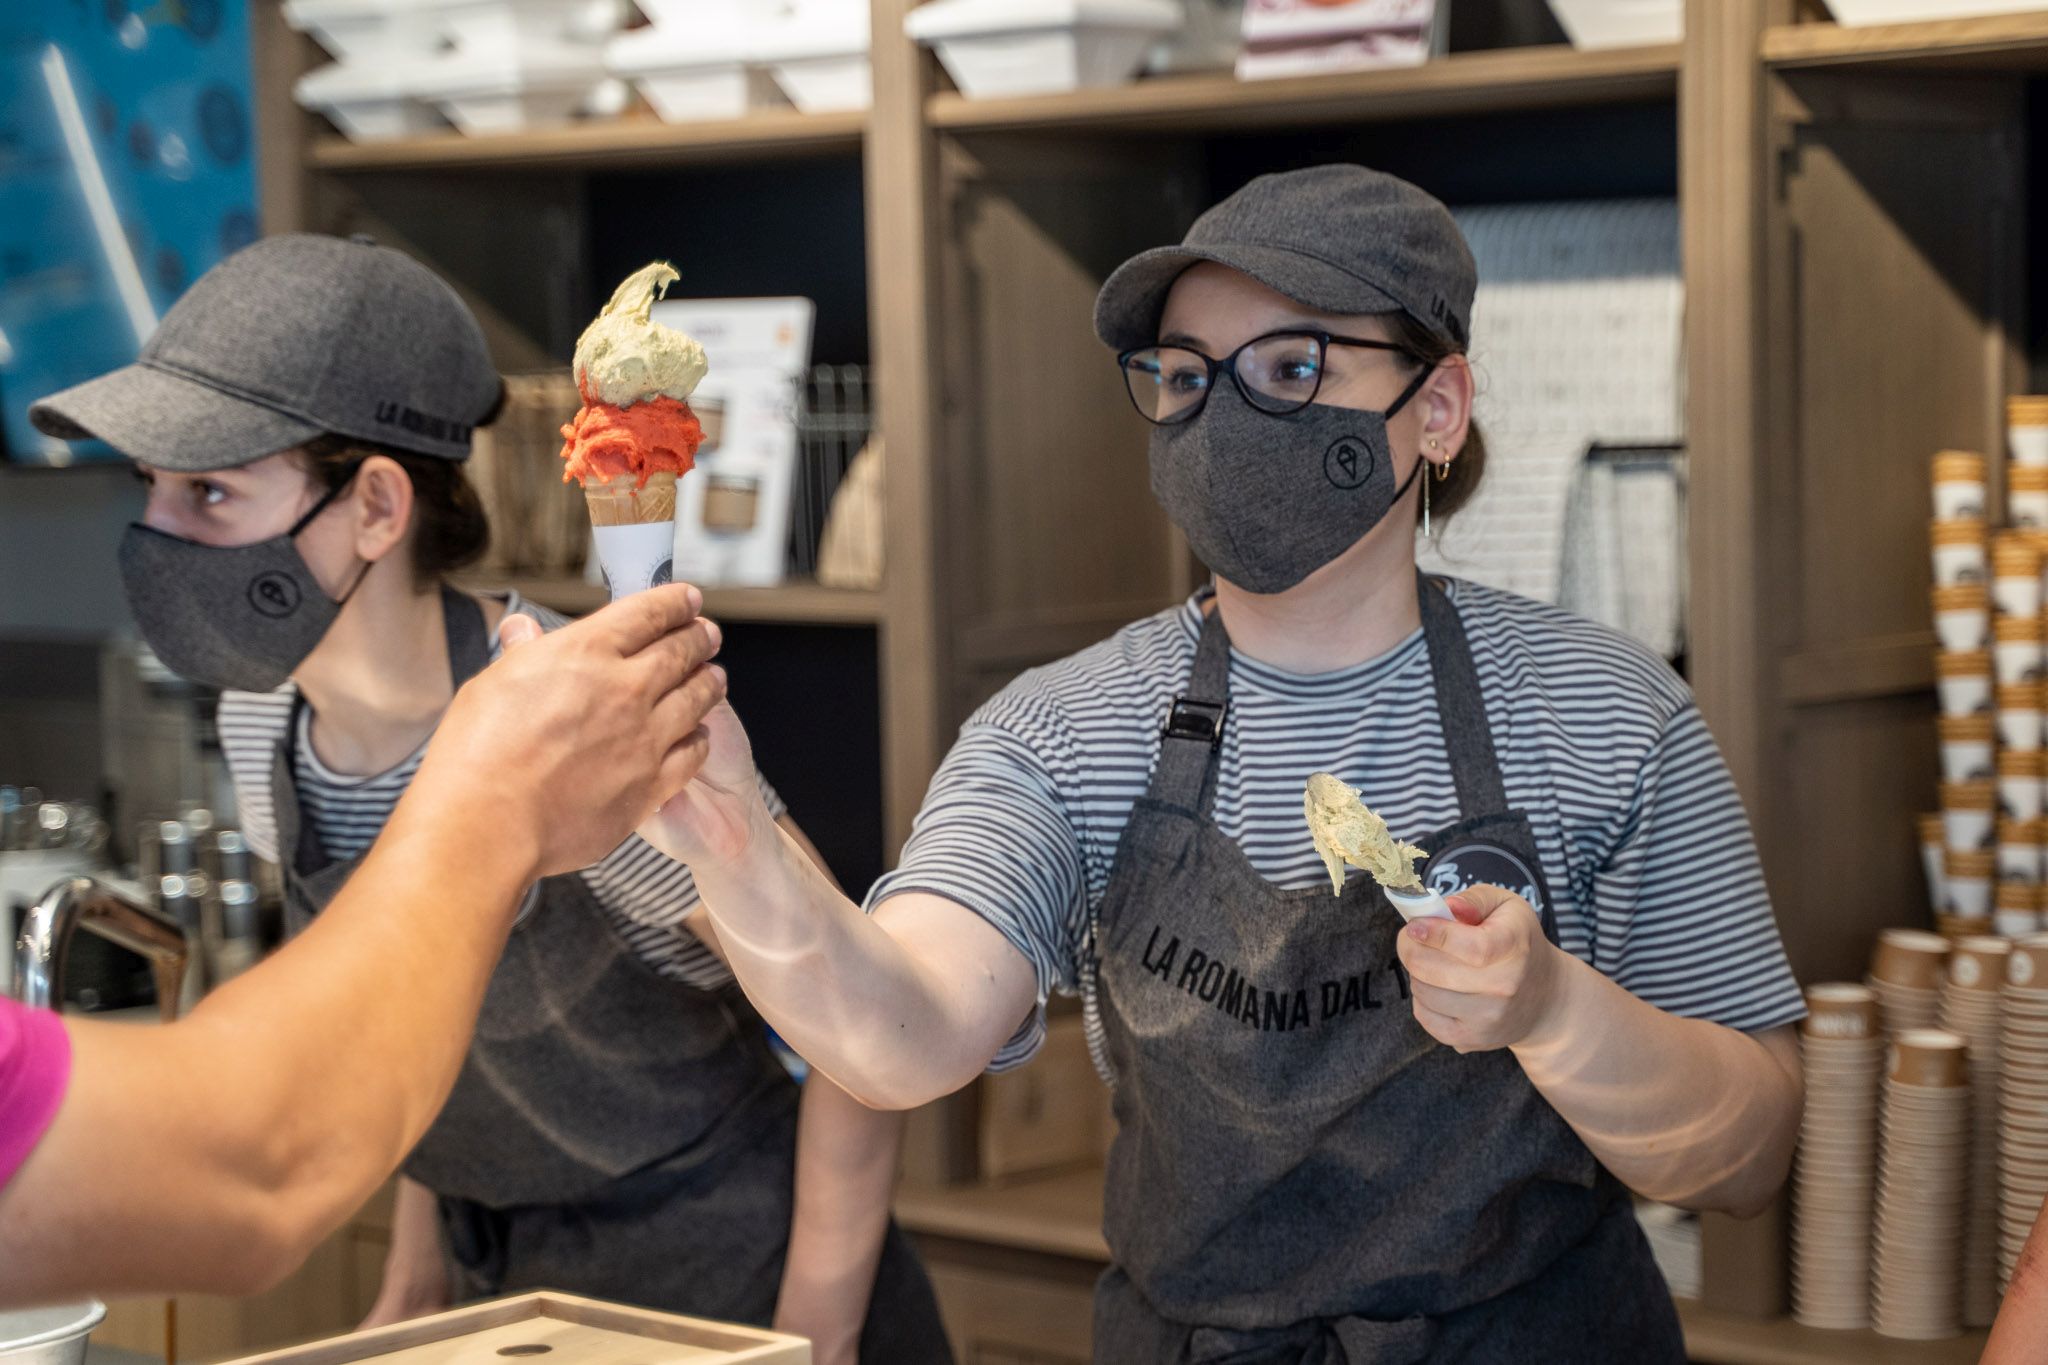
0, 1302, 106, 1365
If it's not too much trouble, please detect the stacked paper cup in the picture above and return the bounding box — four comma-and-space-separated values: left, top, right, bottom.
1999, 933, 2048, 1291
2014, 397, 2048, 472
1792, 983, 1885, 1329
1870, 929, 1951, 1036
1871, 1029, 1972, 1340
1937, 936, 2010, 1325
1925, 452, 2048, 937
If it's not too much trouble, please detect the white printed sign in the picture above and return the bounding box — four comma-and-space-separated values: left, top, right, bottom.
654, 296, 816, 588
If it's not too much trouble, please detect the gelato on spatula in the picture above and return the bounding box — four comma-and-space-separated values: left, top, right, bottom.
560, 262, 709, 599
1304, 772, 1428, 897
560, 261, 708, 493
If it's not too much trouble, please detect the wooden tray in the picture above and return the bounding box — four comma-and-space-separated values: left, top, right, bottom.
222, 1293, 810, 1365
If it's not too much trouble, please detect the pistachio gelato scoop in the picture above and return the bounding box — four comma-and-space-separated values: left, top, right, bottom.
1304, 772, 1428, 896
572, 261, 708, 407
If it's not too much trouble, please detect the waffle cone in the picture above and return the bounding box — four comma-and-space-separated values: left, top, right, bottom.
584, 471, 677, 527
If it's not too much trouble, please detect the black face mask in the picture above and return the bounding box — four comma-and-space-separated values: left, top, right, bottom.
119, 471, 370, 692
1147, 369, 1430, 596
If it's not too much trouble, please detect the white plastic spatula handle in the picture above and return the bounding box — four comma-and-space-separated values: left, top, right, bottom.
1384, 885, 1454, 923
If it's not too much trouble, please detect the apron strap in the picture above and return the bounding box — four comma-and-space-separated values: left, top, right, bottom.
1150, 596, 1234, 814
441, 585, 494, 688
1417, 571, 1507, 820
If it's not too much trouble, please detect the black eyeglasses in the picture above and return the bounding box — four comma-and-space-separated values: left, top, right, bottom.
1117, 330, 1420, 426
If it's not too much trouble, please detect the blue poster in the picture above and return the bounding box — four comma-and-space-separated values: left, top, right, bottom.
0, 0, 258, 465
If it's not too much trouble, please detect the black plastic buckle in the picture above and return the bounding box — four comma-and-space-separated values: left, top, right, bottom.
1162, 695, 1228, 748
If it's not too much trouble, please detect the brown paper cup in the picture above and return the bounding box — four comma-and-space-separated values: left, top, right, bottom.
1875, 930, 1954, 991
1950, 936, 2012, 991
1944, 781, 1998, 813
1890, 1029, 1966, 1086
1935, 450, 1990, 482
1943, 714, 1997, 743
1933, 519, 1991, 548
1804, 983, 1881, 1039
1939, 650, 1994, 679
2008, 935, 2048, 989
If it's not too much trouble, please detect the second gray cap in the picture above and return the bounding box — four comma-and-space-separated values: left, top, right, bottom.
31, 233, 502, 471
1094, 164, 1477, 355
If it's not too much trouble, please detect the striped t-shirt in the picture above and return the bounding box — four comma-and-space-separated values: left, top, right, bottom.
218, 593, 785, 990
867, 579, 1806, 1072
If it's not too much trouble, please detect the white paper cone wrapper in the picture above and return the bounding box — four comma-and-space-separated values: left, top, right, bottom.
1385, 886, 1454, 923
592, 520, 677, 600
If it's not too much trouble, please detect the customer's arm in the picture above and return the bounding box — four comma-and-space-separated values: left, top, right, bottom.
1983, 1196, 2048, 1363
0, 585, 724, 1305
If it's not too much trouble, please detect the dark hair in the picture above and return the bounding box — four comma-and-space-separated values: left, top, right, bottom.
1385, 310, 1486, 525
293, 433, 491, 585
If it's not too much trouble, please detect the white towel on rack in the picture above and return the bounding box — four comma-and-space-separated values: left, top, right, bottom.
1417, 199, 1683, 607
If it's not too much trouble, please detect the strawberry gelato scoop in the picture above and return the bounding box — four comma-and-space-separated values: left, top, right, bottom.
560, 261, 709, 489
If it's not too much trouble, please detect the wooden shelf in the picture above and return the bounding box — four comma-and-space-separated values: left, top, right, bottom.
472, 573, 884, 626
1676, 1299, 1989, 1365
1763, 14, 2048, 71
896, 1171, 1991, 1364
308, 108, 865, 174
926, 43, 1680, 136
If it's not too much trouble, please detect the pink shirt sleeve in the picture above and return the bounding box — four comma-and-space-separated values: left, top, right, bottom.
0, 998, 71, 1190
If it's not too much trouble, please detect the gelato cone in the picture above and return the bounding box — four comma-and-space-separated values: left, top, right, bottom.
560, 260, 709, 599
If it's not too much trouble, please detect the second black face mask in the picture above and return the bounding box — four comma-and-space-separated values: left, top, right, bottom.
1147, 377, 1428, 596
119, 474, 366, 693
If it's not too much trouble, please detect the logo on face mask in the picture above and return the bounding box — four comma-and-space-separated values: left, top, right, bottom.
1323, 437, 1373, 490
652, 558, 674, 589
247, 571, 303, 619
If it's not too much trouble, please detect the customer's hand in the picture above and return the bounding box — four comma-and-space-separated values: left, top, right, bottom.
405, 584, 727, 879
637, 699, 778, 873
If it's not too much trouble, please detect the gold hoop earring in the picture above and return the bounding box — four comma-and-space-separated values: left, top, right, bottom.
1435, 456, 1452, 483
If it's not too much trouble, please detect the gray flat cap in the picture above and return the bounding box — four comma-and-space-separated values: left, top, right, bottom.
31, 233, 502, 470
1095, 165, 1477, 354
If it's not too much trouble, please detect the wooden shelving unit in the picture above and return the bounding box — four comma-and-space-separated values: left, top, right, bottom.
927, 41, 1679, 134
308, 108, 865, 173
895, 1167, 1995, 1365
1675, 1301, 1990, 1365
254, 0, 2046, 1356
1762, 12, 2048, 71
475, 573, 885, 627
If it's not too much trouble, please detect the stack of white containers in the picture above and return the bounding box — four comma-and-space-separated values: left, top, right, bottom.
905, 0, 1183, 98
1926, 396, 2048, 941
414, 0, 624, 135
292, 0, 626, 140
608, 0, 875, 121
287, 0, 452, 140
